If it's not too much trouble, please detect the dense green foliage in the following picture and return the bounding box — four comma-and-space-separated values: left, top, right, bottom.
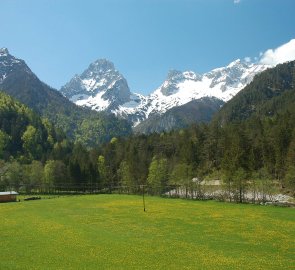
0, 67, 132, 146
1, 61, 295, 200
215, 61, 295, 124
0, 92, 101, 193
96, 115, 295, 199
95, 61, 295, 198
1, 195, 294, 269
0, 92, 64, 161
0, 143, 100, 193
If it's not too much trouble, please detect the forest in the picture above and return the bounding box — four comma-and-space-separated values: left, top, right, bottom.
0, 61, 295, 202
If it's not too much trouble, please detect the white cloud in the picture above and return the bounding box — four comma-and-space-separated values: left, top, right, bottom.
244, 57, 251, 63
259, 39, 295, 66
234, 0, 241, 4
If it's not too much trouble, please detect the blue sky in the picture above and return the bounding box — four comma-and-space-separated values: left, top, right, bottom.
1, 0, 295, 95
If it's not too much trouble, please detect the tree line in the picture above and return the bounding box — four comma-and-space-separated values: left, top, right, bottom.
1, 60, 295, 202
95, 111, 295, 202
1, 99, 294, 201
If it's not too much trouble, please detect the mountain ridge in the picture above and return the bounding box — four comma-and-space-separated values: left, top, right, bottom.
60, 57, 270, 127
213, 60, 295, 124
134, 97, 224, 134
61, 58, 133, 111
0, 49, 132, 146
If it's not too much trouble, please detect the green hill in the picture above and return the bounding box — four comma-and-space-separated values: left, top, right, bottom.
0, 91, 64, 161
214, 61, 295, 124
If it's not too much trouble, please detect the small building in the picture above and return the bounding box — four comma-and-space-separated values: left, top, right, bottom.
0, 191, 19, 203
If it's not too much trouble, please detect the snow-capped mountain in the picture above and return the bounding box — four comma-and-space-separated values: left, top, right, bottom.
141, 59, 269, 117
60, 59, 146, 112
0, 48, 133, 144
134, 97, 224, 134
60, 58, 269, 126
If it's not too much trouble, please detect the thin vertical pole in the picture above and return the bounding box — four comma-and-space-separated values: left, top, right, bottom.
142, 185, 146, 212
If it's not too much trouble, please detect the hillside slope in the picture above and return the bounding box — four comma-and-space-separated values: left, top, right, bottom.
0, 48, 132, 146
214, 61, 295, 124
0, 92, 64, 161
134, 97, 224, 134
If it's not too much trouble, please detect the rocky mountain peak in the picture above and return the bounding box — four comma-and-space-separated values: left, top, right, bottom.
160, 70, 202, 96
0, 48, 31, 83
92, 58, 115, 71
0, 48, 9, 56
204, 59, 268, 94
166, 70, 183, 80
182, 71, 202, 81
60, 56, 269, 127
160, 70, 187, 96
81, 58, 118, 79
60, 58, 131, 111
227, 58, 242, 67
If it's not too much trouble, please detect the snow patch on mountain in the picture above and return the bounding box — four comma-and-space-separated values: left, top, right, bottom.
75, 92, 110, 111
134, 59, 269, 120
60, 57, 270, 126
60, 59, 131, 112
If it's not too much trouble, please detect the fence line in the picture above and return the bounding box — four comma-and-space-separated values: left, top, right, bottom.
1, 181, 283, 204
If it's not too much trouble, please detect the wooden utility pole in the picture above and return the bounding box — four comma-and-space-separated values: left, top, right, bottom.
142, 185, 146, 212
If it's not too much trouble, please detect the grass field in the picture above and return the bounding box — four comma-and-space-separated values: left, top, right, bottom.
0, 195, 294, 269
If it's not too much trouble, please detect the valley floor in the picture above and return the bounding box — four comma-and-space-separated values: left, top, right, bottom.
0, 195, 294, 269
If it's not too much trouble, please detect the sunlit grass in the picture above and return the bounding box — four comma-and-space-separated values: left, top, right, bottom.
0, 195, 294, 269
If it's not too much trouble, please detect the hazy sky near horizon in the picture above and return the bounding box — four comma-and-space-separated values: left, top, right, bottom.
1, 0, 295, 95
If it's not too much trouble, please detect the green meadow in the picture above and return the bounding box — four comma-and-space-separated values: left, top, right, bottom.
0, 195, 294, 269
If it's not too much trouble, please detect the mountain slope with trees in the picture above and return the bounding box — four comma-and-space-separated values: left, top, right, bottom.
94, 61, 295, 198
214, 61, 295, 124
0, 91, 64, 161
134, 97, 224, 134
0, 53, 294, 200
0, 49, 132, 146
0, 92, 102, 193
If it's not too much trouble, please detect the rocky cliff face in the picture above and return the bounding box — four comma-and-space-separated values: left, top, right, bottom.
61, 57, 269, 127
0, 48, 32, 83
0, 48, 132, 144
60, 59, 132, 111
